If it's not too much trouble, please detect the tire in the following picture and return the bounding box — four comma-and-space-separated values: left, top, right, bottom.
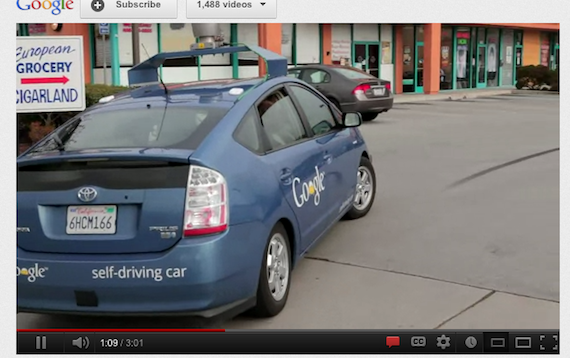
250, 222, 292, 318
361, 113, 379, 121
344, 156, 377, 220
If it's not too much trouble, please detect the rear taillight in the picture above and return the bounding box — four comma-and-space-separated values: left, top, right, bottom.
352, 84, 371, 95
183, 166, 228, 237
385, 83, 391, 91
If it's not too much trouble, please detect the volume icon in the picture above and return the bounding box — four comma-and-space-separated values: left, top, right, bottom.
72, 336, 90, 349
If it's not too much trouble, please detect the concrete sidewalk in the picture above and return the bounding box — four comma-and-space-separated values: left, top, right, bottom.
394, 88, 559, 104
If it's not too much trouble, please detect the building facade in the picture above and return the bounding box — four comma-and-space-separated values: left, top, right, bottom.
17, 23, 559, 96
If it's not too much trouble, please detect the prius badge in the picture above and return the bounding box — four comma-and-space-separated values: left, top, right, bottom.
78, 187, 98, 202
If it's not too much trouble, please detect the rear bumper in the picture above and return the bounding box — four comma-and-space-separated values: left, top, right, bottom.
17, 222, 265, 317
342, 96, 394, 114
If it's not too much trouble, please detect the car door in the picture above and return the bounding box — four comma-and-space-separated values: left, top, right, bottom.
256, 86, 330, 251
299, 68, 333, 97
286, 83, 358, 225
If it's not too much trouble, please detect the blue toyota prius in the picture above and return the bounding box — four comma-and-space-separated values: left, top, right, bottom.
17, 44, 377, 318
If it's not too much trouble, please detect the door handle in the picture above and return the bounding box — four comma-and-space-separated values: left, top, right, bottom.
323, 153, 333, 164
280, 168, 293, 184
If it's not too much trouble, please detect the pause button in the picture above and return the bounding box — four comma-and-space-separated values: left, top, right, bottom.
36, 336, 47, 350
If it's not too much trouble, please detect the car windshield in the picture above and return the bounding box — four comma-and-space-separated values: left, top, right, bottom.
331, 67, 376, 80
29, 104, 230, 153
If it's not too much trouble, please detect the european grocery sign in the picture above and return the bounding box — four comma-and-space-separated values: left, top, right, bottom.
17, 36, 85, 113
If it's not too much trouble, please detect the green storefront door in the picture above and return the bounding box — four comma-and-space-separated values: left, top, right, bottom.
553, 44, 559, 70
476, 44, 487, 88
415, 42, 424, 93
353, 42, 381, 77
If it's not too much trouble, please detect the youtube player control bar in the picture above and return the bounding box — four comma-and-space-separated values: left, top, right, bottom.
18, 330, 559, 354
81, 0, 277, 19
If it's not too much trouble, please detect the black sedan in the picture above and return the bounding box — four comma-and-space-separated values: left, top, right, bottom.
287, 64, 393, 121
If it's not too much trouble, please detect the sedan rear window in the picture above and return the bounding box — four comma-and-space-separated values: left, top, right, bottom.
331, 67, 376, 80
30, 104, 230, 153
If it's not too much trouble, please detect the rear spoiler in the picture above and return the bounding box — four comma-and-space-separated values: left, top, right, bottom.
128, 44, 288, 87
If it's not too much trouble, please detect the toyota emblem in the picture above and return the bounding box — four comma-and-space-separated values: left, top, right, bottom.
78, 187, 98, 202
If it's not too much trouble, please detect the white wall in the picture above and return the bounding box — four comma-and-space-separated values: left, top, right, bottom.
353, 24, 378, 42
380, 24, 394, 84
296, 24, 320, 64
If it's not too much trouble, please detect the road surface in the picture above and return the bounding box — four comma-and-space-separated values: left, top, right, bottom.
18, 92, 559, 330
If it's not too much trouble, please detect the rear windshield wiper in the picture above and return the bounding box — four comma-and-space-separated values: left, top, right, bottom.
52, 133, 65, 151
27, 118, 81, 154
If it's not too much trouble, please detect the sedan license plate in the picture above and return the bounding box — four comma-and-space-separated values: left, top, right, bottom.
66, 205, 117, 235
373, 88, 385, 96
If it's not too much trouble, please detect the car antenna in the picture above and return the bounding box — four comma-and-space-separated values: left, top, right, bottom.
141, 43, 168, 143
141, 43, 168, 95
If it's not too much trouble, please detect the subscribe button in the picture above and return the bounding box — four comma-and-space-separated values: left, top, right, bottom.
80, 0, 177, 18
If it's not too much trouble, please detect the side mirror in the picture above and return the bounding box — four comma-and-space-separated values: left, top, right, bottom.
342, 112, 362, 127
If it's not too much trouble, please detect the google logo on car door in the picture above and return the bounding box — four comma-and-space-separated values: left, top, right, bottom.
17, 0, 74, 15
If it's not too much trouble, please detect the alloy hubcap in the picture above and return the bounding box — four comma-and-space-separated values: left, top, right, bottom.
354, 166, 373, 210
266, 233, 289, 301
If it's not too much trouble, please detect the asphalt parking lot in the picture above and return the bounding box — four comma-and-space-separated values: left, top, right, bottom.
17, 92, 559, 330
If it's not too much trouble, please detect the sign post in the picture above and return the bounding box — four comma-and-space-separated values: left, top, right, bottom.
99, 24, 110, 85
16, 36, 86, 113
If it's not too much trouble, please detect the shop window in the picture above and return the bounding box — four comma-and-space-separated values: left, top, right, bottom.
158, 24, 197, 67
94, 24, 159, 68
237, 23, 258, 66
455, 27, 471, 89
540, 32, 550, 67
486, 28, 499, 87
415, 25, 424, 43
160, 23, 230, 67
440, 27, 453, 90
331, 24, 352, 65
402, 26, 415, 93
515, 31, 523, 46
477, 28, 486, 44
282, 24, 294, 65
500, 29, 515, 86
28, 24, 46, 36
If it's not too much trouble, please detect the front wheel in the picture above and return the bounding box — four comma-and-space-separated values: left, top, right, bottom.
361, 113, 380, 121
344, 156, 377, 220
250, 222, 292, 317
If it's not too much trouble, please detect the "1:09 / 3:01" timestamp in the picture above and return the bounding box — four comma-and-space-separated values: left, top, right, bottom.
100, 338, 144, 348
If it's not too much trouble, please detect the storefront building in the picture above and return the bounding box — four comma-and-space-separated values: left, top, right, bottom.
18, 23, 558, 96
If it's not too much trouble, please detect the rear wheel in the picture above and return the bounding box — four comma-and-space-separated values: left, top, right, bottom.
361, 113, 379, 121
344, 156, 377, 220
250, 222, 292, 317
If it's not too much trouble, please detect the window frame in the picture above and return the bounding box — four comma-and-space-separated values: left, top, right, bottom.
285, 83, 342, 139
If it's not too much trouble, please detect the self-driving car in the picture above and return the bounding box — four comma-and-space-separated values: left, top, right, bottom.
17, 43, 377, 319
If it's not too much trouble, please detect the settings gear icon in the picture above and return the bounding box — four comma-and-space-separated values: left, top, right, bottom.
436, 334, 451, 350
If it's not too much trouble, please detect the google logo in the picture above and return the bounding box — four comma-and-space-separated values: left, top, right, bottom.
17, 0, 74, 15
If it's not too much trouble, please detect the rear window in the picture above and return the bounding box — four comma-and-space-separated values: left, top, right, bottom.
331, 67, 376, 80
30, 104, 230, 153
